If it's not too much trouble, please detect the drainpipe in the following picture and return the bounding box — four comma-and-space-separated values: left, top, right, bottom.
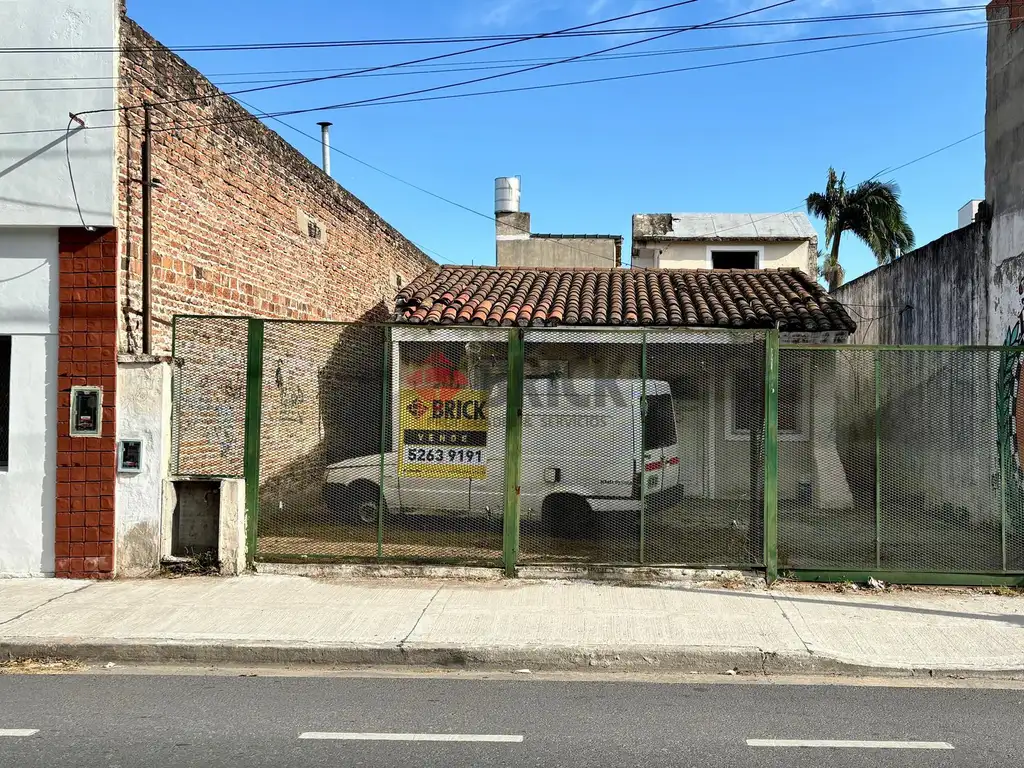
142, 103, 153, 355
317, 121, 332, 176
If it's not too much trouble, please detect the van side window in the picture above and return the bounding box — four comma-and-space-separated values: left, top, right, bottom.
643, 394, 677, 449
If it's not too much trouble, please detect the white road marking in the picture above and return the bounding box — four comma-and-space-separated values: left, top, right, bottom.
0, 730, 38, 737
747, 739, 953, 750
299, 732, 523, 743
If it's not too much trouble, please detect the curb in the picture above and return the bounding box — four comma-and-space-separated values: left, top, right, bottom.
3, 639, 1022, 680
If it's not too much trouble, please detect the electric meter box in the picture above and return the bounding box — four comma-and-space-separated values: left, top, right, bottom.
70, 386, 103, 437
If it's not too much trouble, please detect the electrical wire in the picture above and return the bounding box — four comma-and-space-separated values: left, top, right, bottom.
165, 0, 804, 133
0, 18, 988, 95
0, 4, 986, 54
160, 20, 987, 134
84, 0, 709, 118
64, 115, 94, 231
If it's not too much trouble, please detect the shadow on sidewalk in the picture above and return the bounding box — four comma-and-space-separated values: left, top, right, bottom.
632, 583, 1024, 628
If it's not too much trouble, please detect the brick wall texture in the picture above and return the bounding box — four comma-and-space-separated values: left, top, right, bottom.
117, 17, 435, 356
56, 228, 119, 579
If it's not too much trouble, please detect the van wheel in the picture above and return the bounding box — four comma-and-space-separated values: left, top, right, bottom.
348, 481, 384, 526
542, 494, 592, 539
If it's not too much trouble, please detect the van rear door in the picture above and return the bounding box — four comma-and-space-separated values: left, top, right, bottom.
643, 393, 679, 492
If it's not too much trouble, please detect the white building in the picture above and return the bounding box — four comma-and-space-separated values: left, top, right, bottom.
631, 212, 818, 275
0, 0, 118, 576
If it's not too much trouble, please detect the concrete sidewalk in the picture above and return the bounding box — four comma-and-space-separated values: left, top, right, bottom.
0, 574, 1022, 678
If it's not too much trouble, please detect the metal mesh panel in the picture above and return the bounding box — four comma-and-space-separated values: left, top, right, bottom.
778, 348, 877, 569
384, 334, 505, 563
645, 331, 766, 567
171, 317, 248, 477
256, 324, 505, 564
256, 321, 386, 560
518, 331, 643, 564
779, 347, 1023, 575
878, 350, 1002, 572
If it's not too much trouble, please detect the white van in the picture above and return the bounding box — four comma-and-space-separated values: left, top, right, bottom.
323, 378, 683, 534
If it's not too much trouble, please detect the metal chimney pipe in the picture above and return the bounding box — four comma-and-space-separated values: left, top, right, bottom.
317, 122, 332, 176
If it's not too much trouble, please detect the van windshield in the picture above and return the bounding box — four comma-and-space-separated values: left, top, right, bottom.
644, 394, 677, 450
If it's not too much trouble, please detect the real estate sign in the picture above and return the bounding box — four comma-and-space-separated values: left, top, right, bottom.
398, 388, 488, 479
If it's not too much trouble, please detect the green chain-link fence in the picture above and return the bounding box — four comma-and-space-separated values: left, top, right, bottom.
171, 315, 1024, 584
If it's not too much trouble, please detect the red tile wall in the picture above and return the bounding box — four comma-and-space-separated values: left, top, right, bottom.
56, 228, 119, 579
990, 0, 1024, 31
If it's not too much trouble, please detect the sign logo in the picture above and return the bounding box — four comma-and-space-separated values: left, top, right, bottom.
405, 399, 430, 419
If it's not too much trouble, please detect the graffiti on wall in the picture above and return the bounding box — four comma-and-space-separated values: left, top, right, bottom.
998, 280, 1024, 476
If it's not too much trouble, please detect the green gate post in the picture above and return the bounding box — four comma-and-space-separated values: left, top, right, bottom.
377, 327, 391, 561
763, 329, 780, 584
639, 330, 647, 565
874, 349, 882, 569
243, 319, 265, 569
503, 328, 525, 577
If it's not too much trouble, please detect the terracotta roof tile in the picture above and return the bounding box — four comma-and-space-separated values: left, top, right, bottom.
394, 266, 856, 333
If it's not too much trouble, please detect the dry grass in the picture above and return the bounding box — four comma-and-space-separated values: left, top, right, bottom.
0, 657, 86, 675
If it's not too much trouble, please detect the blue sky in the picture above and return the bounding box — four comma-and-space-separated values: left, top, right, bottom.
128, 0, 987, 282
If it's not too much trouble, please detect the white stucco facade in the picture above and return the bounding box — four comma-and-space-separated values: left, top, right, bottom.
0, 229, 59, 576
0, 0, 118, 227
115, 361, 172, 577
647, 240, 815, 273
0, 0, 118, 576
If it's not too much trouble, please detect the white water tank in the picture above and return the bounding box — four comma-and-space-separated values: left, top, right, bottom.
495, 177, 521, 214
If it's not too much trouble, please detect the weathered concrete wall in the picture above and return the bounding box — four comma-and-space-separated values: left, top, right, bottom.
833, 222, 989, 345
987, 1, 1024, 345
643, 240, 815, 275
497, 237, 620, 268
0, 0, 117, 227
114, 359, 172, 577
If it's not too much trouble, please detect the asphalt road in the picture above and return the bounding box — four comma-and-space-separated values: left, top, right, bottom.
1, 672, 1022, 767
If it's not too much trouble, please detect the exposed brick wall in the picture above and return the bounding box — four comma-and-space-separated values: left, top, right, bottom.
989, 0, 1024, 31
116, 17, 435, 357
56, 228, 119, 579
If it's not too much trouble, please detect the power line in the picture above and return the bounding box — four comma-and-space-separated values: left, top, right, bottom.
0, 14, 999, 139
0, 4, 985, 54
161, 20, 989, 134
165, 0, 801, 133
0, 18, 988, 95
93, 0, 708, 117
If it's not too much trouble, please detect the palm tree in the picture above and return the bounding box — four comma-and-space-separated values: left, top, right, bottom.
806, 168, 915, 291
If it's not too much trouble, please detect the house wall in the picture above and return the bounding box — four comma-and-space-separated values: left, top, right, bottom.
832, 222, 989, 345
117, 17, 434, 356
0, 0, 117, 227
0, 230, 59, 576
497, 238, 620, 268
643, 240, 815, 274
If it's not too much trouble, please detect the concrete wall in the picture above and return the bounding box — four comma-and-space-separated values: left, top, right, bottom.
0, 0, 117, 227
643, 240, 815, 274
0, 229, 59, 576
987, 1, 1024, 344
832, 223, 989, 345
497, 237, 620, 268
114, 359, 171, 576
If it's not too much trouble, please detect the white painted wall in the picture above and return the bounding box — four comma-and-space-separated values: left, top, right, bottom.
0, 229, 59, 576
115, 361, 172, 576
649, 241, 814, 273
0, 0, 118, 227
